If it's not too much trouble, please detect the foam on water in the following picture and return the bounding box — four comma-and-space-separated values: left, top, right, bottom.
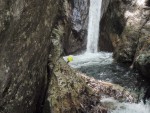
63, 52, 113, 68
101, 98, 150, 113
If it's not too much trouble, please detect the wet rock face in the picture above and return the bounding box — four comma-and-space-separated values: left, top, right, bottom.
101, 0, 150, 78
63, 0, 90, 54
113, 0, 150, 63
99, 0, 126, 52
0, 0, 62, 113
134, 37, 150, 78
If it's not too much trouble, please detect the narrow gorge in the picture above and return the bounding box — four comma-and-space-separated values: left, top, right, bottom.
0, 0, 150, 113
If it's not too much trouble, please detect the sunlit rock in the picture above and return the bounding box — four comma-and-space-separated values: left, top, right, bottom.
100, 0, 150, 78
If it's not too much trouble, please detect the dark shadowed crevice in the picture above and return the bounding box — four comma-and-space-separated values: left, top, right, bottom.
68, 0, 75, 8
143, 86, 150, 104
39, 62, 52, 113
146, 0, 150, 6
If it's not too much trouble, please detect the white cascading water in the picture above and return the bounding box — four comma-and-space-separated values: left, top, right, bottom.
101, 98, 150, 113
86, 0, 102, 53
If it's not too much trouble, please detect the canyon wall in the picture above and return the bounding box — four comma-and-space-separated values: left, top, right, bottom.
63, 0, 90, 54
0, 0, 64, 112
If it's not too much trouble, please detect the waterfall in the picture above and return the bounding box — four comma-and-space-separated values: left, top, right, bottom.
86, 0, 102, 53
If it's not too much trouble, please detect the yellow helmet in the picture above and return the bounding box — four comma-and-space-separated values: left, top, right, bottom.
67, 55, 73, 62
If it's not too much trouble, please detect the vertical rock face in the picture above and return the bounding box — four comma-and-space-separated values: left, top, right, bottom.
0, 0, 63, 113
101, 0, 110, 19
63, 0, 90, 54
99, 0, 126, 52
100, 0, 150, 78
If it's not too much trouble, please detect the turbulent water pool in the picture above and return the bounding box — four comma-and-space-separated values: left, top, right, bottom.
64, 52, 150, 113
